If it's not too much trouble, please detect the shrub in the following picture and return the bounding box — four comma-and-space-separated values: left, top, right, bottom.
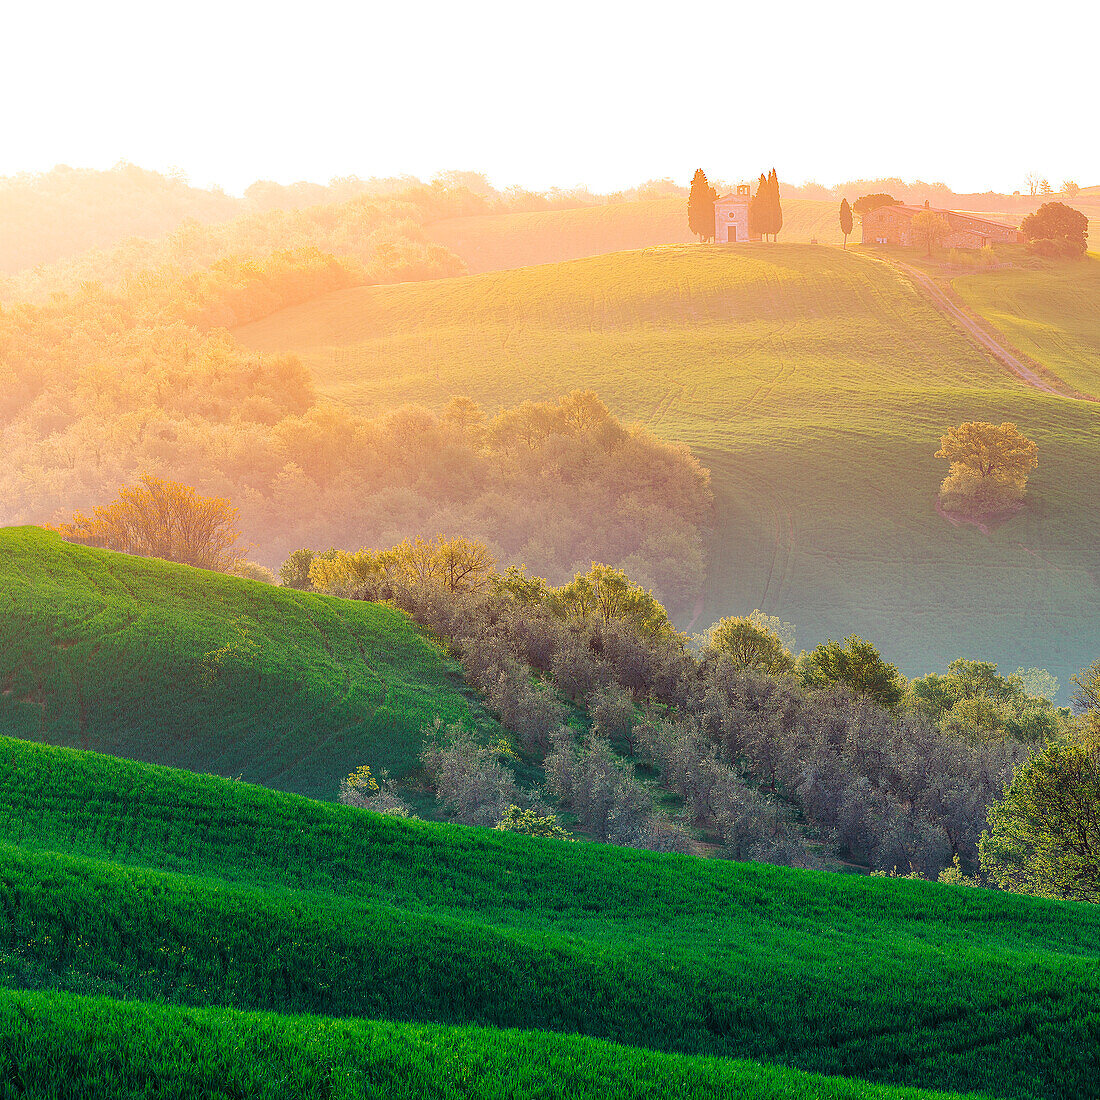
937, 855, 980, 887
420, 722, 518, 827
230, 560, 276, 584
1026, 236, 1085, 260
339, 764, 412, 817
496, 805, 573, 840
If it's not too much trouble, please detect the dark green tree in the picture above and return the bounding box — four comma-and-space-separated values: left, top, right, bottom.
799, 635, 907, 710
839, 198, 853, 249
688, 169, 718, 242
980, 734, 1100, 902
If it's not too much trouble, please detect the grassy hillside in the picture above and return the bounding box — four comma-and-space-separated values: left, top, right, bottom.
233, 244, 1100, 690
0, 991, 981, 1100
0, 528, 490, 799
427, 197, 844, 273
2, 736, 1098, 1098
952, 255, 1100, 398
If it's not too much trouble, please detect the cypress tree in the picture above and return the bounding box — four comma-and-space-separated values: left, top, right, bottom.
840, 198, 853, 249
749, 174, 768, 240
769, 168, 783, 241
688, 169, 718, 242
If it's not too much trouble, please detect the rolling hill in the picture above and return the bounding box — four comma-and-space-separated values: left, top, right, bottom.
427, 197, 845, 273
2, 735, 1098, 1098
233, 244, 1100, 693
0, 990, 985, 1100
952, 255, 1100, 399
0, 528, 491, 799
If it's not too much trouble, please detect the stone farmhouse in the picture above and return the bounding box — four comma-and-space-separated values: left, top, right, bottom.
713, 184, 756, 243
861, 203, 1022, 249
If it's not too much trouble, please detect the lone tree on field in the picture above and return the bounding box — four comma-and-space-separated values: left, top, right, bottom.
50, 475, 247, 572
839, 198, 853, 249
935, 421, 1038, 516
688, 168, 718, 242
911, 209, 950, 257
1020, 201, 1089, 258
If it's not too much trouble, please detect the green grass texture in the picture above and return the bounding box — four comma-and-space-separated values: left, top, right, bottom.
1, 736, 1097, 1098
232, 244, 1100, 693
953, 254, 1100, 398
0, 988, 989, 1100
0, 527, 491, 799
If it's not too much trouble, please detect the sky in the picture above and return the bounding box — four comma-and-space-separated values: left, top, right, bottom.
4, 0, 1097, 196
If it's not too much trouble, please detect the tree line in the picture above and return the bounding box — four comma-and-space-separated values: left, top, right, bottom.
276, 534, 1094, 898
47, 392, 713, 614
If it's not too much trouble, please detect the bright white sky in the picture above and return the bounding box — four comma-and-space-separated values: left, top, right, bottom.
4, 0, 1096, 196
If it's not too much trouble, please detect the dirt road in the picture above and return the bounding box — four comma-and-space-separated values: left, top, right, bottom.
887, 258, 1081, 398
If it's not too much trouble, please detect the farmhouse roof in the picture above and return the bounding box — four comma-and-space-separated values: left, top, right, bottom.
864, 204, 1015, 231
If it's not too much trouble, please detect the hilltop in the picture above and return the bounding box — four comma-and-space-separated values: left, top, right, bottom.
234, 243, 1100, 689
0, 528, 491, 799
427, 196, 845, 272
1, 735, 1098, 1098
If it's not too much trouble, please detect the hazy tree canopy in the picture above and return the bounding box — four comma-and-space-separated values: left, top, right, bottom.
980, 733, 1100, 902
799, 636, 907, 710
1020, 202, 1089, 256
0, 294, 712, 606
0, 182, 469, 306
910, 211, 951, 256
935, 422, 1038, 516
1013, 666, 1060, 702
687, 169, 718, 242
852, 194, 899, 215
51, 475, 247, 571
0, 163, 239, 274
839, 199, 853, 247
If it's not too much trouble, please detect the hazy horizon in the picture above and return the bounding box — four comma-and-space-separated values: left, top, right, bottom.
6, 0, 1096, 198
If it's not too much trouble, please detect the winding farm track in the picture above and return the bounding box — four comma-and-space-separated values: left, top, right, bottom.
880, 257, 1090, 400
